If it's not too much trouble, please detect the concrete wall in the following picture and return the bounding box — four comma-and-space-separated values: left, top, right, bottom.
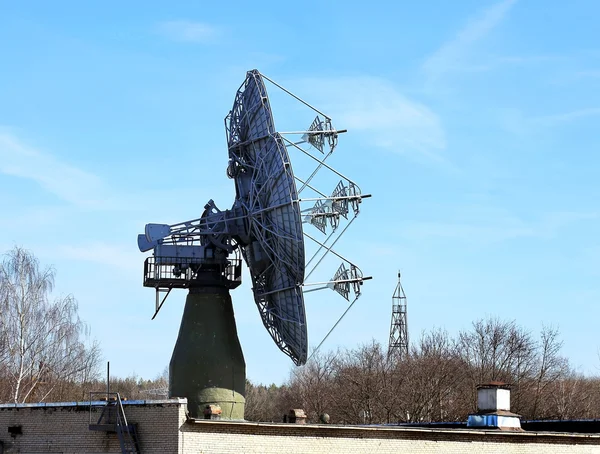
1, 400, 600, 454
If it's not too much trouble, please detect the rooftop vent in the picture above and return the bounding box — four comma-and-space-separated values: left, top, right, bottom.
467, 382, 522, 431
203, 405, 222, 420
285, 409, 307, 424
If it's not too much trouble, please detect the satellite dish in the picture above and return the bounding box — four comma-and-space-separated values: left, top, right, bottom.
137, 69, 370, 418
225, 71, 308, 364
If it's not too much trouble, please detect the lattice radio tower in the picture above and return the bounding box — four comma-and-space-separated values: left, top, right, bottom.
388, 272, 408, 358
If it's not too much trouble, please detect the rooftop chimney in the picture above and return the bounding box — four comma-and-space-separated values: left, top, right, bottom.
286, 409, 307, 424
467, 382, 522, 431
203, 404, 222, 420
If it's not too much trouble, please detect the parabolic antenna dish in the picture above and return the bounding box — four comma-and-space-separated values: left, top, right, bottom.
138, 69, 371, 369
226, 70, 307, 365
137, 68, 371, 420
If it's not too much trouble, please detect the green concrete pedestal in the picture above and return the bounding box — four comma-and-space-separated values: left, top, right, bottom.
169, 286, 246, 420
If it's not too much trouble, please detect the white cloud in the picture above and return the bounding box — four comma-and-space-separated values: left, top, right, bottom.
423, 0, 518, 81
157, 20, 220, 43
499, 107, 600, 135
446, 54, 559, 74
0, 130, 220, 213
0, 205, 68, 230
53, 242, 140, 273
0, 131, 113, 208
400, 210, 597, 244
293, 76, 446, 156
533, 108, 600, 125
575, 69, 600, 79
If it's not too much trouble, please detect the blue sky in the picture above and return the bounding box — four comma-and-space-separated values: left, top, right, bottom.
1, 0, 599, 385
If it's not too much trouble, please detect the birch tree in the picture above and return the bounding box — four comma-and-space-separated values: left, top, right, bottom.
0, 247, 101, 403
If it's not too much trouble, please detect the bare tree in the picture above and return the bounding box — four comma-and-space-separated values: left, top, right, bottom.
333, 341, 390, 424
277, 317, 589, 423
0, 247, 102, 403
245, 380, 287, 422
524, 325, 569, 418
548, 372, 592, 420
283, 350, 338, 423
401, 329, 469, 422
459, 318, 536, 386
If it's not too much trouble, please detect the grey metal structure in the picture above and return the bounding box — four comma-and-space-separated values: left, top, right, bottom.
137, 69, 370, 369
389, 272, 409, 358
225, 71, 306, 364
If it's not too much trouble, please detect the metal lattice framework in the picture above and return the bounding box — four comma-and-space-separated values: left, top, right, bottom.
389, 272, 408, 358
137, 69, 371, 366
225, 71, 307, 365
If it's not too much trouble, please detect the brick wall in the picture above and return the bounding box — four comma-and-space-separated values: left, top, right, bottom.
181, 420, 600, 454
0, 400, 185, 453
